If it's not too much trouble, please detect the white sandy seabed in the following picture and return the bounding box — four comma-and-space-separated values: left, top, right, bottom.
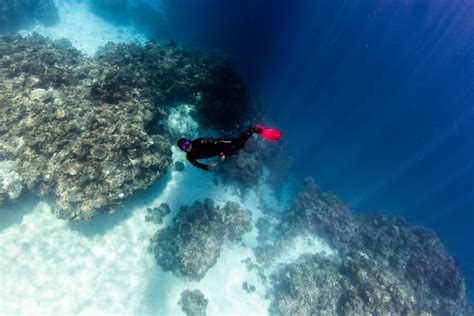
2, 1, 337, 315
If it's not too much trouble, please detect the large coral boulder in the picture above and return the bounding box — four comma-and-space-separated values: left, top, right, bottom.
149, 199, 252, 280
257, 179, 471, 315
0, 34, 258, 220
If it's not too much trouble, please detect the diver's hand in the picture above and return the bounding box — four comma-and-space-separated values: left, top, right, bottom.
219, 153, 226, 161
208, 162, 218, 169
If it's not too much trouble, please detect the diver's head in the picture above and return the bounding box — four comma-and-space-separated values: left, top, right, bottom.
177, 138, 192, 152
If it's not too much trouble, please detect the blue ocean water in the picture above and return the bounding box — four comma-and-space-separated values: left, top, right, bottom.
157, 0, 474, 302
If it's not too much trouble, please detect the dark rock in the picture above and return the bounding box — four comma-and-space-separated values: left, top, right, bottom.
149, 199, 252, 280
242, 281, 256, 293
145, 203, 171, 225
174, 161, 185, 172
179, 289, 208, 316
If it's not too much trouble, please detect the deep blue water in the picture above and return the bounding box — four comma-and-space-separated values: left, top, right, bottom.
157, 0, 474, 302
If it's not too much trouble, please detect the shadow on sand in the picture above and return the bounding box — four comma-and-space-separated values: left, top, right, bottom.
0, 192, 39, 232
68, 170, 172, 237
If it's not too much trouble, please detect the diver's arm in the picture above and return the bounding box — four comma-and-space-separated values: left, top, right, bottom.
186, 154, 209, 171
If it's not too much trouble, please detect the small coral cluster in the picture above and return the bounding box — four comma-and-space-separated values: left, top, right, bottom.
179, 289, 209, 316
144, 203, 171, 225
253, 178, 471, 315
0, 0, 59, 33
0, 33, 255, 220
149, 199, 252, 280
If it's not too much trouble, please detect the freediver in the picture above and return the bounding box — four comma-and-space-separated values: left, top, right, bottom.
177, 124, 281, 171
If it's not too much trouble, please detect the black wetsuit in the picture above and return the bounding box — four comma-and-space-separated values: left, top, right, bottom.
186, 127, 255, 170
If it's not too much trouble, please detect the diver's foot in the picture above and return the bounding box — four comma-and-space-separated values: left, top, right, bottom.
253, 125, 263, 134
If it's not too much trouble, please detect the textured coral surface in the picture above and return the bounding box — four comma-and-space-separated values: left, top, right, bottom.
256, 179, 472, 315
149, 199, 252, 281
0, 33, 254, 220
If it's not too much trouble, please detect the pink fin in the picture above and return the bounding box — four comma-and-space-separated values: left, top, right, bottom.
256, 124, 281, 141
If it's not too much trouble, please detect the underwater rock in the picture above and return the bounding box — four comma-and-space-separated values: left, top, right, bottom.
0, 33, 259, 220
144, 203, 171, 225
258, 179, 472, 315
0, 34, 173, 220
149, 199, 252, 280
178, 289, 208, 316
270, 254, 344, 315
0, 0, 59, 33
271, 250, 470, 315
277, 179, 357, 251
0, 160, 24, 204
242, 281, 256, 294
94, 41, 258, 132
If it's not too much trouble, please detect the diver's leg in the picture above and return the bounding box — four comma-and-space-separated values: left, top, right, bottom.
214, 127, 255, 155
233, 127, 255, 147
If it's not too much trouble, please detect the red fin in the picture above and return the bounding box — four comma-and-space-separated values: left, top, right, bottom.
256, 124, 281, 141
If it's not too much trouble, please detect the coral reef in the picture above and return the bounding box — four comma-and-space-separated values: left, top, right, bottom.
254, 178, 471, 315
0, 160, 24, 204
179, 289, 208, 316
0, 33, 256, 220
144, 203, 171, 225
0, 0, 59, 33
149, 199, 252, 280
0, 34, 172, 220
93, 41, 257, 132
276, 176, 357, 251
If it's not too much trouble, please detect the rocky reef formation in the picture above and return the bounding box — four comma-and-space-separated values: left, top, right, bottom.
144, 203, 171, 225
0, 0, 59, 33
149, 199, 252, 280
179, 289, 209, 316
0, 33, 255, 220
93, 41, 256, 133
254, 178, 472, 315
0, 160, 23, 204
